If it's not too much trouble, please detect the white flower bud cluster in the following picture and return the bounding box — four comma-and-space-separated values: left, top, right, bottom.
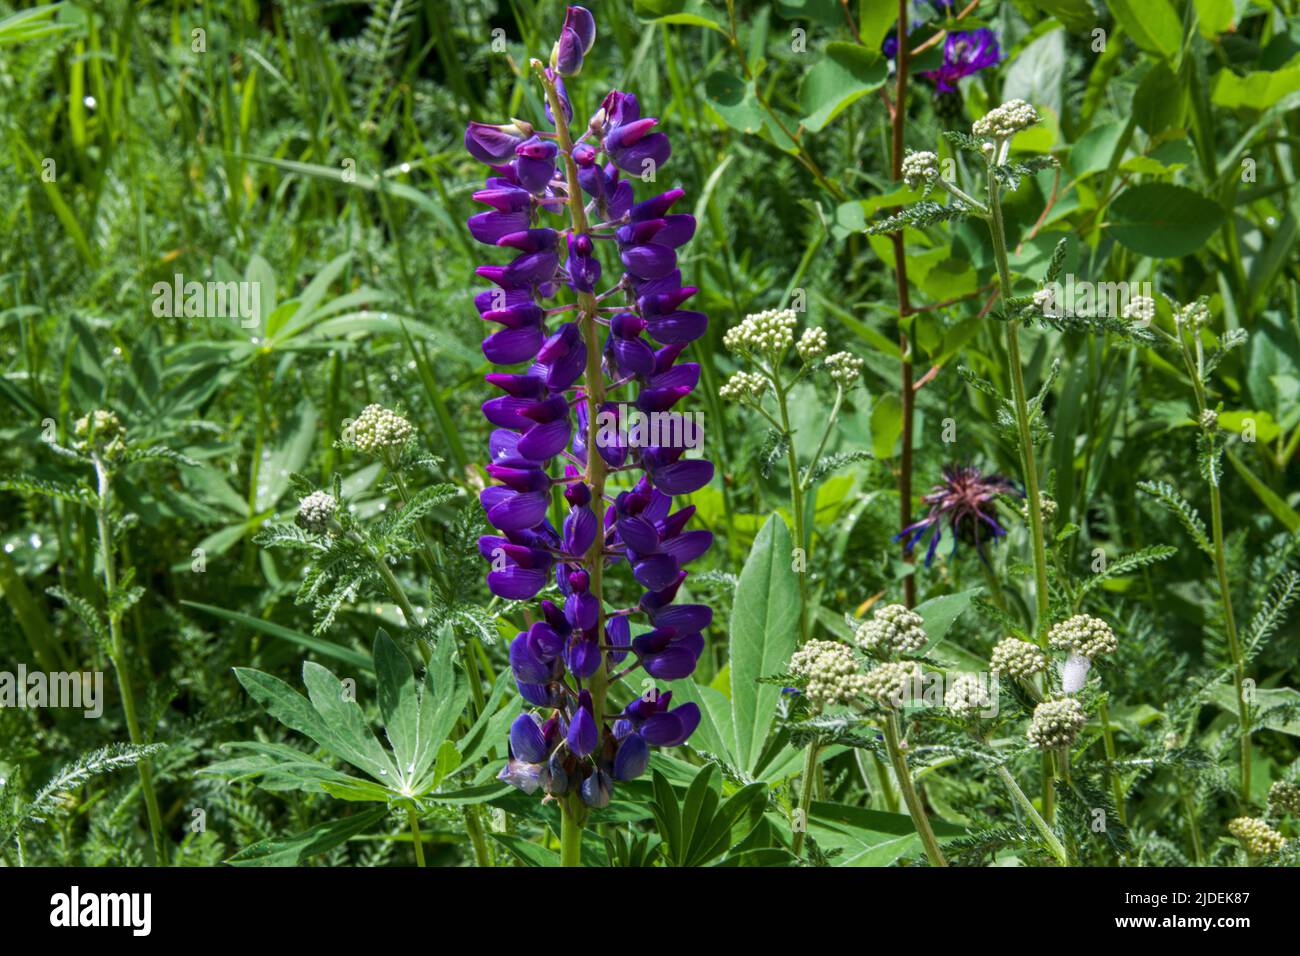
789, 639, 868, 708
718, 370, 768, 402
1032, 288, 1058, 317
1122, 296, 1155, 322
1021, 492, 1057, 524
1268, 780, 1300, 816
989, 637, 1047, 679
825, 351, 864, 387
1027, 697, 1087, 750
901, 150, 939, 188
723, 308, 798, 354
1199, 408, 1219, 431
74, 409, 126, 455
1174, 299, 1211, 329
296, 490, 338, 533
797, 326, 828, 361
855, 603, 927, 657
1048, 614, 1117, 660
862, 661, 917, 708
972, 99, 1039, 139
1227, 817, 1286, 856
944, 673, 991, 719
351, 404, 413, 454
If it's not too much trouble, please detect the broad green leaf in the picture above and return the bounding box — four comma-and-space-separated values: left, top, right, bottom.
870, 393, 903, 459
1133, 61, 1182, 135
729, 514, 800, 772
666, 677, 735, 764
914, 588, 979, 653
1193, 0, 1235, 38
1212, 65, 1300, 112
1001, 28, 1066, 120
489, 832, 561, 867
185, 601, 372, 671
301, 661, 399, 782
808, 800, 964, 866
227, 807, 386, 866
1107, 184, 1224, 259
703, 71, 766, 134
1105, 0, 1181, 59
798, 43, 886, 133
1209, 684, 1300, 736
1226, 450, 1300, 532
633, 0, 726, 32
374, 630, 423, 788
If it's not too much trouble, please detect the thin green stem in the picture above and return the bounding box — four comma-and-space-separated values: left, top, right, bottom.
791, 739, 820, 857
773, 372, 809, 644
462, 804, 493, 867
992, 761, 1069, 866
986, 164, 1051, 640
1098, 699, 1127, 826
94, 458, 166, 866
883, 712, 947, 866
407, 805, 426, 867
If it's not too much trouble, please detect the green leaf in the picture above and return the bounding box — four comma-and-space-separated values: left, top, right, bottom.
870, 393, 904, 459
798, 42, 886, 133
729, 514, 800, 773
1209, 685, 1300, 737
1226, 450, 1300, 532
1133, 61, 1182, 135
1212, 65, 1300, 112
1107, 184, 1225, 259
914, 588, 978, 653
227, 807, 386, 866
1193, 0, 1234, 37
489, 832, 561, 867
703, 71, 766, 134
183, 601, 372, 671
808, 800, 963, 866
1105, 0, 1181, 59
300, 662, 400, 782
374, 630, 424, 788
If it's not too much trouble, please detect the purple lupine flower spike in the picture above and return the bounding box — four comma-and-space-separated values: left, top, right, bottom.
465, 6, 712, 810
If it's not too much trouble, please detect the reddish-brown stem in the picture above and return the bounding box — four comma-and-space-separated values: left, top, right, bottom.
891, 0, 916, 609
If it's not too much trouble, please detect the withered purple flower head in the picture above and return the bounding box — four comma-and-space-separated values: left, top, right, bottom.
468, 6, 710, 809
896, 464, 1020, 566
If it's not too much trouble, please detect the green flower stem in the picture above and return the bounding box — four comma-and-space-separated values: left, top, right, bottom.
1097, 698, 1127, 826
1042, 750, 1056, 825
991, 760, 1069, 866
93, 457, 167, 866
540, 65, 611, 866
462, 804, 493, 867
772, 370, 809, 645
882, 711, 947, 867
1181, 781, 1204, 866
407, 804, 427, 867
1173, 329, 1250, 801
560, 798, 584, 868
791, 739, 820, 857
800, 383, 845, 494
985, 165, 1051, 640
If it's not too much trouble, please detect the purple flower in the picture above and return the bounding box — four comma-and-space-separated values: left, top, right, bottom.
922, 28, 1001, 93
896, 464, 1021, 566
465, 5, 712, 809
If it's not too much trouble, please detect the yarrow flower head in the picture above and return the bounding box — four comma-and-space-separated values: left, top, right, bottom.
901, 150, 939, 189
74, 409, 126, 458
1122, 295, 1155, 323
862, 661, 918, 708
1227, 817, 1286, 856
789, 640, 868, 709
797, 326, 828, 361
724, 308, 798, 356
989, 637, 1047, 679
972, 99, 1039, 140
1199, 408, 1219, 431
350, 404, 413, 455
1174, 298, 1211, 330
1021, 491, 1057, 525
296, 491, 338, 534
719, 370, 767, 402
824, 351, 864, 387
1027, 697, 1087, 750
1268, 780, 1300, 816
855, 603, 927, 657
1048, 614, 1117, 659
466, 6, 712, 808
896, 464, 1020, 566
944, 673, 992, 719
